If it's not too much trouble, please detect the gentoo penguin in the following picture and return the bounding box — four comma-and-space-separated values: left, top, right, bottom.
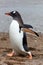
5, 11, 39, 59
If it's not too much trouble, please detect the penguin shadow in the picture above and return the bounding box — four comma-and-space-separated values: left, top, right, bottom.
17, 47, 43, 59
28, 47, 43, 59
14, 47, 42, 58
1, 47, 43, 59
28, 47, 40, 51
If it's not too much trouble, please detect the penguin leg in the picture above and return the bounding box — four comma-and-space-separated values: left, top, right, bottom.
6, 50, 16, 57
26, 52, 32, 59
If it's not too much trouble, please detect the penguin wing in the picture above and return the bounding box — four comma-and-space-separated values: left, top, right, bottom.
21, 24, 33, 29
22, 28, 39, 37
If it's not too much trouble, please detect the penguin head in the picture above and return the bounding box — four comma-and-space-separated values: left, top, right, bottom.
5, 11, 21, 19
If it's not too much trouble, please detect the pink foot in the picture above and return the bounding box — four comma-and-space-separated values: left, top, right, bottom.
6, 50, 16, 57
27, 54, 32, 59
26, 52, 32, 59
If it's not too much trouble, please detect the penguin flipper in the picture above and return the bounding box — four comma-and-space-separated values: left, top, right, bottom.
22, 28, 39, 37
21, 24, 33, 29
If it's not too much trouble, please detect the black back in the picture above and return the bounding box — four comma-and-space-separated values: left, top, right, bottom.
23, 32, 29, 51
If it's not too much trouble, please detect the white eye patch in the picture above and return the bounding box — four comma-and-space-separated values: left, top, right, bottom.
13, 11, 16, 14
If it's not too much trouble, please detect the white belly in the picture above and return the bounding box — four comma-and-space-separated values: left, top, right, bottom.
9, 20, 25, 54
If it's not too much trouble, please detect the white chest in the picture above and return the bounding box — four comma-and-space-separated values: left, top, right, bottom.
9, 20, 24, 52
9, 20, 23, 37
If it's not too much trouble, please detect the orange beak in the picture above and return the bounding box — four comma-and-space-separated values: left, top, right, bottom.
5, 12, 11, 16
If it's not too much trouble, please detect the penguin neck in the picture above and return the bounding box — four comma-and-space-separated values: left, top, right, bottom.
12, 19, 19, 26
13, 17, 23, 26
11, 19, 20, 32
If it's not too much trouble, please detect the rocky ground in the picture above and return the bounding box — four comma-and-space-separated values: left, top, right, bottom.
0, 32, 43, 65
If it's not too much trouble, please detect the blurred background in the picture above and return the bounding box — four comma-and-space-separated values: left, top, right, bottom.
0, 0, 43, 33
